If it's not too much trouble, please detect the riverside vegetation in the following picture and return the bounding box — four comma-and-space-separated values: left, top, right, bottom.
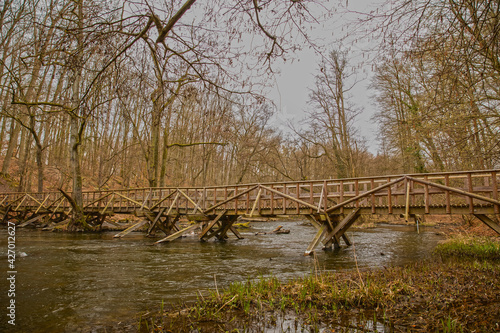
131, 236, 500, 332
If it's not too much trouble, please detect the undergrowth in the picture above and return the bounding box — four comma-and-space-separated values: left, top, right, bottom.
139, 236, 500, 332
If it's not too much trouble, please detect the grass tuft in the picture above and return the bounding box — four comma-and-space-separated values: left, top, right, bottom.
435, 236, 500, 260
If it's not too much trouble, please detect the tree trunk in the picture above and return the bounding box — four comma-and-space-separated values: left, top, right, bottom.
1, 119, 19, 175
68, 0, 85, 229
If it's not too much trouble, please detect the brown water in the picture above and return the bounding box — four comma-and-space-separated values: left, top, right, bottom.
0, 221, 444, 332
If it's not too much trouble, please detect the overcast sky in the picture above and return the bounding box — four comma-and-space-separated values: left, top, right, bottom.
268, 0, 384, 153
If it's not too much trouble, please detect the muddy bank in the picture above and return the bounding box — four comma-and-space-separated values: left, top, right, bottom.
132, 237, 500, 332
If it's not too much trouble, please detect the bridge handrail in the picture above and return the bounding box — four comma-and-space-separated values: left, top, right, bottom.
1, 169, 499, 195
1, 169, 499, 218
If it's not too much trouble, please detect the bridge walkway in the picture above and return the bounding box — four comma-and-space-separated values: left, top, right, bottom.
1, 170, 499, 254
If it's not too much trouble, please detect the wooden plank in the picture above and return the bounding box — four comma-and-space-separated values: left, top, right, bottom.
199, 210, 227, 239
342, 234, 352, 246
113, 220, 147, 238
387, 178, 392, 214
270, 185, 274, 215
216, 217, 237, 240
249, 188, 262, 217
309, 183, 314, 214
424, 176, 430, 214
282, 183, 286, 215
19, 214, 45, 227
1, 206, 11, 224
100, 194, 115, 214
296, 183, 300, 214
445, 175, 451, 214
150, 190, 177, 210
317, 185, 324, 213
407, 176, 500, 206
155, 222, 202, 244
371, 179, 376, 214
147, 207, 167, 234
83, 192, 113, 209
166, 192, 180, 216
405, 179, 411, 222
323, 208, 361, 247
305, 215, 322, 230
354, 180, 359, 208
304, 225, 327, 255
114, 192, 149, 210
34, 196, 50, 214
473, 214, 500, 235
467, 173, 474, 214
260, 185, 319, 211
229, 226, 244, 239
327, 177, 405, 213
14, 195, 27, 211
493, 171, 499, 214
203, 186, 258, 214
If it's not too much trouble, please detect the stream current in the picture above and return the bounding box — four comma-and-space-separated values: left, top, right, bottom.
0, 220, 444, 332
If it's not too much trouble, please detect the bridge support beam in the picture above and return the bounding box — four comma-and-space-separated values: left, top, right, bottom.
304, 209, 361, 255
1, 206, 12, 224
155, 222, 203, 244
473, 214, 500, 235
146, 208, 181, 237
323, 209, 361, 250
200, 215, 241, 241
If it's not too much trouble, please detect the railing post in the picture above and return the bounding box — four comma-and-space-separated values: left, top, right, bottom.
202, 188, 206, 211
405, 178, 411, 221
339, 180, 344, 214
213, 188, 217, 207
387, 177, 392, 214
493, 171, 499, 215
234, 186, 238, 213
371, 179, 375, 214
323, 180, 328, 212
296, 183, 300, 214
445, 175, 451, 214
424, 175, 429, 214
270, 184, 274, 215
309, 182, 314, 214
467, 172, 474, 214
282, 183, 286, 215
224, 187, 228, 211
246, 187, 250, 214
354, 179, 359, 209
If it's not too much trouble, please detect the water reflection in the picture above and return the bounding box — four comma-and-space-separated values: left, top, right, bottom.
0, 221, 443, 332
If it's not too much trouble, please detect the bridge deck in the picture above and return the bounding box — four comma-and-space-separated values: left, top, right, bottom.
2, 169, 499, 253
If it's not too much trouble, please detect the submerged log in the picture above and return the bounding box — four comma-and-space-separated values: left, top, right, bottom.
255, 225, 290, 235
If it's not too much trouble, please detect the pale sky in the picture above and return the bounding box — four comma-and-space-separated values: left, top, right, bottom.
269, 0, 383, 153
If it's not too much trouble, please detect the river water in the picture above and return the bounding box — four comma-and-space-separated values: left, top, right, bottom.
0, 220, 444, 332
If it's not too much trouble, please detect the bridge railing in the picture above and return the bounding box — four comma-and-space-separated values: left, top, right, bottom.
1, 169, 499, 216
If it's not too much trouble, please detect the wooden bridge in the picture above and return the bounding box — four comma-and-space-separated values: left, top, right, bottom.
1, 169, 500, 254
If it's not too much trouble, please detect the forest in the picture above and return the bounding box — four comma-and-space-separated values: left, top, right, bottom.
0, 0, 499, 196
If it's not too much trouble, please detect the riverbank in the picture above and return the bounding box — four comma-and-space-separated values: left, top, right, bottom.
133, 236, 500, 332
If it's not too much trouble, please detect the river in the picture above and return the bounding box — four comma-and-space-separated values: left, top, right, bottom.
0, 220, 444, 332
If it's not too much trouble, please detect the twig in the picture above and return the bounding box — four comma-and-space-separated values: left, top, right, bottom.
214, 295, 237, 315
351, 233, 365, 289
214, 274, 220, 300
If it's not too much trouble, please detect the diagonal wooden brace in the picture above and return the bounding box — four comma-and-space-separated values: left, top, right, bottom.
155, 222, 203, 244
473, 214, 500, 235
216, 216, 238, 241
323, 208, 361, 249
304, 225, 327, 256
113, 220, 148, 238
199, 210, 227, 240
146, 207, 167, 235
